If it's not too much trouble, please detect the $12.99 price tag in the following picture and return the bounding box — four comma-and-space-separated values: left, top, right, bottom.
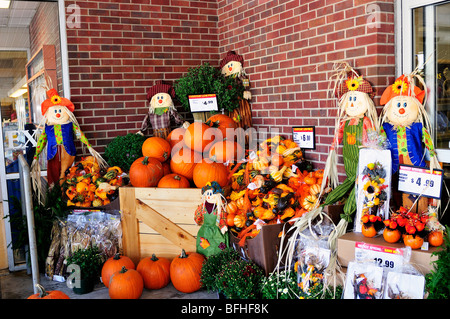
354, 242, 405, 269
398, 165, 443, 199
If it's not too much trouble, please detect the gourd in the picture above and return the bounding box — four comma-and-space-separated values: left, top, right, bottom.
234, 213, 247, 228
170, 249, 205, 293
302, 195, 318, 211
142, 136, 172, 162
136, 254, 171, 290
129, 156, 164, 187
109, 267, 144, 299
252, 156, 269, 171
101, 253, 136, 288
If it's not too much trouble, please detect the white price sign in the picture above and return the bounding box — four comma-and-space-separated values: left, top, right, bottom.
355, 242, 405, 269
398, 165, 443, 199
188, 94, 219, 113
292, 126, 315, 149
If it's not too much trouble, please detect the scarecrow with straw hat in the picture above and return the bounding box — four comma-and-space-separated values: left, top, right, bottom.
31, 88, 106, 196
138, 80, 187, 139
220, 50, 252, 129
379, 72, 440, 213
321, 62, 379, 232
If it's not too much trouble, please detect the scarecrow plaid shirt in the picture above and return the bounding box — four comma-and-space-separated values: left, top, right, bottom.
140, 109, 184, 134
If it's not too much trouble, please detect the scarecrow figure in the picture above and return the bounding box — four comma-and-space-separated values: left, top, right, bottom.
138, 81, 187, 139
379, 73, 440, 213
31, 88, 106, 194
322, 63, 379, 231
220, 50, 252, 129
194, 181, 229, 257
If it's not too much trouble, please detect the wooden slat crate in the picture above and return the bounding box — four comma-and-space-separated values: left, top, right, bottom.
119, 187, 202, 264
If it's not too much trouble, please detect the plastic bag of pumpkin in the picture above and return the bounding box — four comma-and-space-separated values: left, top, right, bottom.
226, 135, 330, 241
61, 156, 129, 207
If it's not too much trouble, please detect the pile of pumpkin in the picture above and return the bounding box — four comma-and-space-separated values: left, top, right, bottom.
61, 156, 127, 207
129, 113, 246, 189
225, 135, 328, 242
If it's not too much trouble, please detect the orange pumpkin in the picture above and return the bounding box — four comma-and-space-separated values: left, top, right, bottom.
162, 161, 171, 175
361, 224, 377, 238
304, 176, 316, 185
226, 201, 238, 215
206, 114, 237, 139
314, 169, 324, 179
157, 173, 190, 188
403, 234, 424, 250
428, 231, 444, 247
170, 147, 202, 180
109, 267, 144, 299
193, 159, 229, 188
383, 228, 401, 243
184, 122, 220, 153
167, 127, 186, 150
226, 213, 236, 227
142, 136, 172, 162
271, 154, 284, 167
101, 253, 136, 288
170, 249, 205, 293
136, 254, 171, 290
208, 140, 244, 163
129, 156, 164, 187
27, 284, 70, 299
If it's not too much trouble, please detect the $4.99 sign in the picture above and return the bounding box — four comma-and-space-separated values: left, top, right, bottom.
398, 165, 443, 199
355, 242, 405, 269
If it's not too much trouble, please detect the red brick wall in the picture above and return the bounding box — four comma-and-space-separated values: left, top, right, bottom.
64, 0, 220, 153
60, 0, 396, 173
217, 0, 396, 173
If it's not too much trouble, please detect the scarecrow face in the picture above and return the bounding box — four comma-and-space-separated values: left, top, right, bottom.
46, 105, 70, 125
150, 93, 173, 109
343, 91, 368, 118
204, 189, 219, 205
221, 61, 242, 77
385, 96, 420, 126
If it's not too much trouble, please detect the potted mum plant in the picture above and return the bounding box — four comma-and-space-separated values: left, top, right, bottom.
66, 246, 103, 294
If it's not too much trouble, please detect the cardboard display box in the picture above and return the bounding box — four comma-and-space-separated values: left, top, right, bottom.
337, 232, 441, 274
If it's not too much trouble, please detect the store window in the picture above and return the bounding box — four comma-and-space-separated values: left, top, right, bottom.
0, 0, 68, 271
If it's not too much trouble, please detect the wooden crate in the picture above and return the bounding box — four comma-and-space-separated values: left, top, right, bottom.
119, 187, 202, 264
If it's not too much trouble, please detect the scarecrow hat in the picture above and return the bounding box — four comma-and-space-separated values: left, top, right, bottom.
146, 80, 175, 101
219, 50, 244, 69
380, 75, 425, 105
41, 88, 75, 115
335, 75, 375, 99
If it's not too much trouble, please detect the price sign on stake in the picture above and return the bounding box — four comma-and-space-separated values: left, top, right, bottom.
355, 242, 405, 269
188, 94, 219, 113
292, 126, 315, 149
398, 165, 443, 199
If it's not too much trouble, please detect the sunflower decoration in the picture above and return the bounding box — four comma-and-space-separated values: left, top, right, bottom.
50, 94, 62, 105
391, 78, 408, 95
361, 161, 388, 215
345, 76, 364, 91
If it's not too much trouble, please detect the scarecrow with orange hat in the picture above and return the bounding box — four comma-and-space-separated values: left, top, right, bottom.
138, 80, 187, 139
220, 50, 252, 129
379, 73, 439, 213
31, 88, 106, 191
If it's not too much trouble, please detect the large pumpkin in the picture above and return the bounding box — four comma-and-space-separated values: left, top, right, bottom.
193, 159, 229, 188
157, 173, 190, 188
27, 284, 70, 299
129, 156, 164, 187
142, 136, 172, 162
208, 140, 244, 163
109, 266, 144, 299
183, 122, 220, 153
167, 127, 186, 150
101, 253, 136, 288
170, 249, 205, 293
170, 147, 202, 180
136, 254, 171, 290
205, 114, 237, 140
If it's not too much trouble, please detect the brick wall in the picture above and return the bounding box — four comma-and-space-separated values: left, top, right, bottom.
59, 0, 397, 173
217, 0, 396, 173
64, 0, 220, 153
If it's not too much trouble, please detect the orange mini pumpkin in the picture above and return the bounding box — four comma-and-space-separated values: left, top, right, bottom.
383, 228, 401, 243
428, 231, 444, 247
403, 234, 424, 250
361, 224, 377, 238
142, 136, 172, 162
157, 173, 190, 188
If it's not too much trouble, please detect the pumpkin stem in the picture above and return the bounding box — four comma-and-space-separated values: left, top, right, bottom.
142, 156, 149, 165
36, 284, 48, 298
179, 249, 188, 258
120, 266, 128, 273
151, 254, 159, 261
113, 253, 121, 260
174, 175, 181, 181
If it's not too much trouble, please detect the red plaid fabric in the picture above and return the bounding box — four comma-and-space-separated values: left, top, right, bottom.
336, 76, 375, 99
140, 109, 183, 136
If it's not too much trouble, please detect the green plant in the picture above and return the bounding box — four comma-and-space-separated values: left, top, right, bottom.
214, 258, 264, 299
425, 225, 450, 299
200, 248, 241, 291
103, 133, 147, 172
174, 63, 244, 113
66, 246, 103, 280
261, 270, 298, 299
